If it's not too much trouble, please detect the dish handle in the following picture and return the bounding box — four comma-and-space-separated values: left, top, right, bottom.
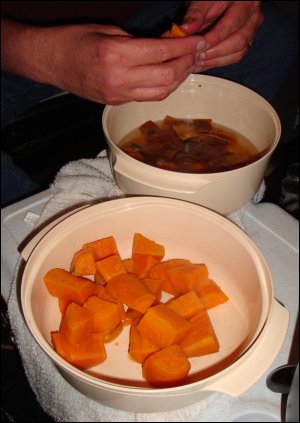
203, 299, 289, 396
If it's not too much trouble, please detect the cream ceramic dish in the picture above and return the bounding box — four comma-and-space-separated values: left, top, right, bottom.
102, 74, 281, 215
21, 197, 288, 412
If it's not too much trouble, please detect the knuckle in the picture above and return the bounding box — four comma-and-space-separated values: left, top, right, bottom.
161, 67, 176, 85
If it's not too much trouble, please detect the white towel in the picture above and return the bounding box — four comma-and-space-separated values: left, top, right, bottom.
7, 151, 269, 422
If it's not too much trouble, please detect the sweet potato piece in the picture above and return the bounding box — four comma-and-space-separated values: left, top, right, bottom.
94, 273, 106, 286
142, 344, 191, 387
166, 263, 209, 294
106, 273, 156, 314
132, 233, 165, 258
83, 296, 124, 333
132, 254, 162, 279
51, 331, 107, 370
44, 268, 97, 304
180, 310, 220, 357
136, 304, 193, 348
122, 258, 134, 273
70, 248, 96, 276
60, 302, 94, 345
58, 298, 70, 314
148, 259, 191, 295
123, 308, 143, 326
197, 279, 229, 309
169, 23, 189, 38
129, 319, 160, 364
103, 322, 124, 343
166, 290, 206, 320
83, 236, 119, 261
95, 254, 127, 283
142, 278, 162, 303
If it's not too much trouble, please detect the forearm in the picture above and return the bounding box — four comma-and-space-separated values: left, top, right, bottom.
1, 17, 61, 84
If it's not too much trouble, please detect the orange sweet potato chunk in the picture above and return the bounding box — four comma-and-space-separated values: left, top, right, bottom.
166, 263, 209, 294
95, 254, 127, 283
142, 344, 191, 387
129, 319, 160, 364
148, 258, 191, 295
51, 331, 107, 370
132, 233, 165, 258
166, 290, 206, 320
58, 298, 70, 314
83, 296, 124, 334
70, 248, 96, 276
136, 304, 193, 348
132, 254, 162, 279
106, 273, 156, 314
83, 236, 119, 261
180, 310, 220, 357
122, 258, 134, 273
123, 308, 143, 327
44, 268, 97, 304
60, 302, 94, 345
197, 279, 229, 309
169, 23, 189, 38
142, 278, 162, 303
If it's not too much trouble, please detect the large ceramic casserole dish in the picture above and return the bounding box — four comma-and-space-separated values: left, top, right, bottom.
20, 197, 288, 412
103, 75, 281, 215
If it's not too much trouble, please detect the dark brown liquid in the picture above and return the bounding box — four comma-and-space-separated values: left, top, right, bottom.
119, 116, 264, 173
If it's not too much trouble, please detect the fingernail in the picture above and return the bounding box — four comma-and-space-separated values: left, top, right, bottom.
197, 39, 207, 51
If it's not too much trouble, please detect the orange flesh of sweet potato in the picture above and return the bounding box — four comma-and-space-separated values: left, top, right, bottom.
179, 310, 220, 357
83, 296, 124, 333
123, 308, 143, 326
70, 248, 96, 276
142, 278, 162, 303
106, 273, 156, 314
142, 344, 191, 387
122, 258, 134, 273
58, 298, 70, 314
83, 236, 119, 261
136, 303, 193, 348
166, 263, 209, 294
51, 331, 107, 370
169, 23, 189, 38
148, 258, 191, 295
60, 302, 94, 345
197, 279, 229, 309
129, 319, 160, 363
44, 268, 97, 304
95, 254, 127, 282
166, 290, 206, 319
132, 254, 162, 279
132, 233, 165, 258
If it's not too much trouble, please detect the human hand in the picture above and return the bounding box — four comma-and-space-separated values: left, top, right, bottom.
2, 19, 206, 105
181, 1, 264, 71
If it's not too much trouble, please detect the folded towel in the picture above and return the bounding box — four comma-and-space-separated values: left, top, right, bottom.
7, 151, 268, 422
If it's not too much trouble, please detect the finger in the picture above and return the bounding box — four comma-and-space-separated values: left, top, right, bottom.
126, 54, 195, 89
113, 35, 207, 67
182, 1, 231, 33
194, 46, 249, 71
204, 1, 262, 48
195, 12, 261, 64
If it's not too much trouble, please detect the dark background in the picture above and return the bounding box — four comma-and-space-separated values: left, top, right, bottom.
1, 1, 299, 421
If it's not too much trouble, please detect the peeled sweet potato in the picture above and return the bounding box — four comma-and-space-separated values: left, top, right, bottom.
169, 23, 189, 38
70, 248, 96, 276
44, 268, 97, 304
60, 302, 94, 345
179, 310, 220, 357
136, 303, 193, 348
95, 254, 127, 283
148, 258, 191, 295
132, 254, 162, 279
106, 273, 156, 314
197, 279, 229, 309
51, 331, 107, 370
142, 278, 162, 303
166, 290, 206, 320
83, 236, 119, 261
131, 233, 165, 278
83, 296, 124, 334
142, 344, 191, 387
129, 319, 160, 364
166, 263, 209, 294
